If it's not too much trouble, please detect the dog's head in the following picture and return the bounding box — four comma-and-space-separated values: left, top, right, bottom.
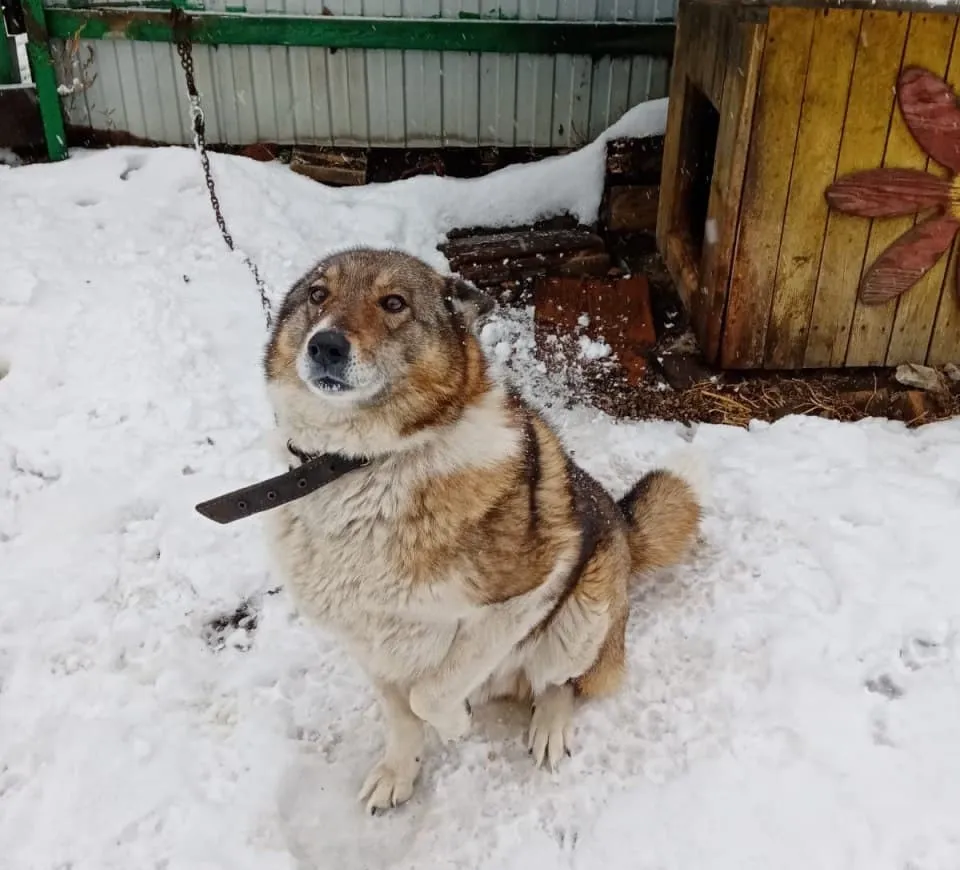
264, 249, 495, 429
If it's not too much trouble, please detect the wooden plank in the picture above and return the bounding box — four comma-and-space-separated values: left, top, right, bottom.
605, 185, 660, 233
656, 1, 691, 278
695, 17, 766, 363
845, 12, 956, 367
683, 4, 705, 94
666, 231, 701, 305
698, 5, 722, 107
804, 11, 909, 366
534, 275, 656, 385
453, 251, 611, 287
606, 136, 664, 184
927, 247, 960, 364
888, 26, 960, 365
442, 227, 605, 263
289, 146, 367, 186
764, 9, 863, 368
708, 8, 730, 111
721, 7, 816, 368
928, 37, 960, 366
442, 225, 610, 291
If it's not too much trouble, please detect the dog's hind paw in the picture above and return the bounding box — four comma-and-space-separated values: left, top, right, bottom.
358, 760, 419, 814
527, 683, 574, 771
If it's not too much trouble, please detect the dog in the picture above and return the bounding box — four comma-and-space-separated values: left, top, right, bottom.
262, 248, 702, 813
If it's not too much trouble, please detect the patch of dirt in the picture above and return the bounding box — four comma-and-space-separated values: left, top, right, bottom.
588, 364, 959, 428
566, 250, 960, 428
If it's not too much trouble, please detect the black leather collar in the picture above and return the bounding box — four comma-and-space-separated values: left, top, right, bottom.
195, 441, 370, 525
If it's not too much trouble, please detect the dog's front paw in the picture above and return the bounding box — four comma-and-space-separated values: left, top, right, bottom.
527, 684, 574, 770
358, 758, 420, 814
409, 687, 472, 743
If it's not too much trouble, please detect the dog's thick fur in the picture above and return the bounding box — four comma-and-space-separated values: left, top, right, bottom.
262, 249, 701, 812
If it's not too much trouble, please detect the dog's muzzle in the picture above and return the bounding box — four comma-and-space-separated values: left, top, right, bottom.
305, 328, 352, 391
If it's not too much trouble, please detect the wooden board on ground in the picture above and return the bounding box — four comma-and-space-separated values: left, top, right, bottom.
533, 275, 656, 384
289, 146, 368, 186
441, 226, 610, 294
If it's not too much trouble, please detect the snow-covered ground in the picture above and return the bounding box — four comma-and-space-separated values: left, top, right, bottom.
2, 100, 960, 870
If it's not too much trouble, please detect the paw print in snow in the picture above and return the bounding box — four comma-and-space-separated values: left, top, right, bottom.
900, 633, 951, 672
202, 597, 265, 651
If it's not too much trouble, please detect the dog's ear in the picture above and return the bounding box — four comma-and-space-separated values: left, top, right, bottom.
445, 276, 495, 326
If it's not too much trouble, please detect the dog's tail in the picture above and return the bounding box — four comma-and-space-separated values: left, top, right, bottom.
616, 450, 704, 575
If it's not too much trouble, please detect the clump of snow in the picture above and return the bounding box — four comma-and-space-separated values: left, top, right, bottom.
2, 109, 960, 870
0, 147, 22, 168
57, 78, 86, 97
578, 334, 612, 360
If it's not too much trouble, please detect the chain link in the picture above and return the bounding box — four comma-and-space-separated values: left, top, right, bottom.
173, 13, 273, 330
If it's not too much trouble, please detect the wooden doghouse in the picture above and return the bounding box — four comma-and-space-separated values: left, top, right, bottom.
658, 0, 960, 370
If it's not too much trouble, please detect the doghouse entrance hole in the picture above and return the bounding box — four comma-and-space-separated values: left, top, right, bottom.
674, 80, 720, 263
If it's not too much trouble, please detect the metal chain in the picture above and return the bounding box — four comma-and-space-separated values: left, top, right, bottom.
173, 14, 273, 330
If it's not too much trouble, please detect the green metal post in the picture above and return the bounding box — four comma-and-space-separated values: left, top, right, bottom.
21, 0, 68, 160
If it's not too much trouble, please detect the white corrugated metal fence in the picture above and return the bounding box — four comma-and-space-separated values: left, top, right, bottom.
51, 0, 675, 148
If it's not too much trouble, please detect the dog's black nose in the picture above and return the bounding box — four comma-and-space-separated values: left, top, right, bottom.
307, 330, 351, 368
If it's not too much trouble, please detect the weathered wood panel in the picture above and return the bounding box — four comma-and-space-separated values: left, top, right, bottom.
678, 2, 728, 111
709, 6, 732, 111
845, 13, 955, 366
928, 37, 960, 366
695, 16, 766, 363
928, 252, 960, 365
885, 22, 960, 364
765, 8, 862, 368
698, 5, 723, 107
721, 7, 816, 368
657, 2, 692, 302
804, 11, 910, 367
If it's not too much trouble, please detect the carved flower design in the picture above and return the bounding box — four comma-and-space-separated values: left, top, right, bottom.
826, 66, 960, 305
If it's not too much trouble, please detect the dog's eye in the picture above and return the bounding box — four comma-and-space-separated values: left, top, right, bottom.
309, 286, 328, 305
380, 294, 407, 313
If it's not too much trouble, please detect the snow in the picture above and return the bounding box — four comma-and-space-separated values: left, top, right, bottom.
578, 334, 613, 361
2, 101, 960, 870
0, 148, 22, 168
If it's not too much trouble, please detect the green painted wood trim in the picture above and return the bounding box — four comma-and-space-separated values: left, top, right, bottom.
44, 9, 676, 58
22, 0, 68, 160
